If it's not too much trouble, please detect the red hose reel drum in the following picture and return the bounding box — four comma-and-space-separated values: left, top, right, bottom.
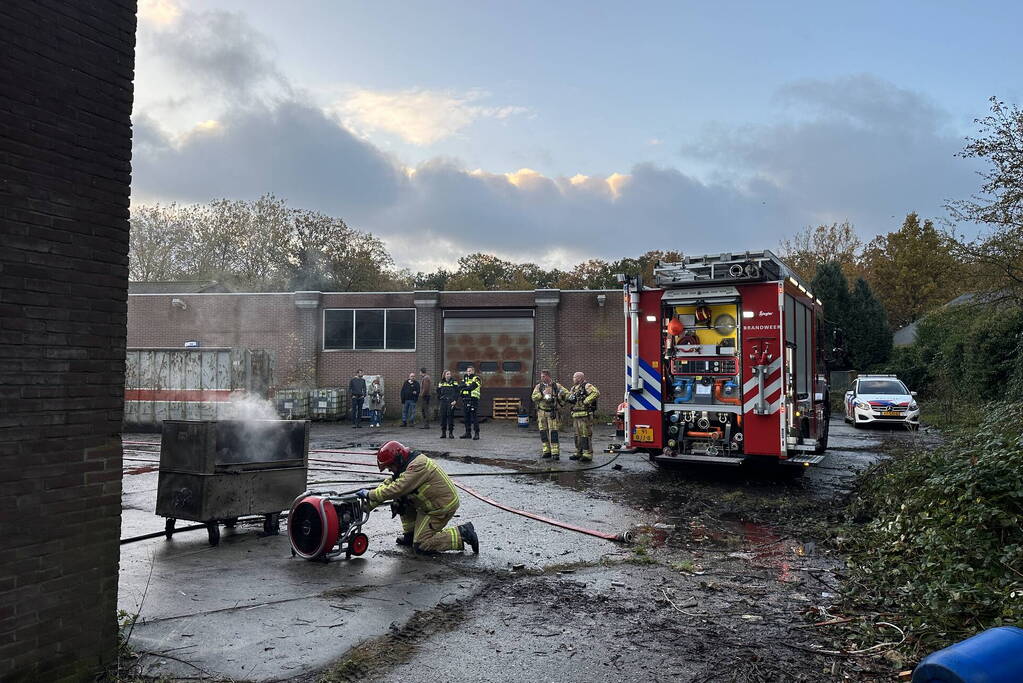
289, 495, 340, 560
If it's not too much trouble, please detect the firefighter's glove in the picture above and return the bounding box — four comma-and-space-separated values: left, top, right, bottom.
356, 489, 369, 500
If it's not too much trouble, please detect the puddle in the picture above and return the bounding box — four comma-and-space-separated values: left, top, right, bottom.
740, 521, 795, 583
124, 465, 159, 475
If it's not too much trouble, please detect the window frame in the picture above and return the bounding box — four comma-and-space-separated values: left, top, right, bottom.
322, 308, 417, 352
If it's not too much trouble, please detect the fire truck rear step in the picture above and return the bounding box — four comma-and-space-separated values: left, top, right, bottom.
653, 454, 745, 466
781, 453, 826, 466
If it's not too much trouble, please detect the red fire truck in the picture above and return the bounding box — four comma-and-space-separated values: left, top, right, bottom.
622, 251, 830, 468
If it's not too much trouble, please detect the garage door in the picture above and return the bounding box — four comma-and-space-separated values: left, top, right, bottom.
443, 310, 534, 417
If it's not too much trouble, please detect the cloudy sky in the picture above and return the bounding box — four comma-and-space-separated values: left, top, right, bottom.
132, 0, 1022, 271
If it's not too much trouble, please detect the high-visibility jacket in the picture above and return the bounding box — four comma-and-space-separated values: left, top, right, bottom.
368, 453, 459, 516
531, 381, 567, 412
569, 382, 600, 418
437, 379, 460, 403
460, 375, 482, 400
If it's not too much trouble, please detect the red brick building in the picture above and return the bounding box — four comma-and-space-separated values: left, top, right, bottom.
127, 288, 626, 416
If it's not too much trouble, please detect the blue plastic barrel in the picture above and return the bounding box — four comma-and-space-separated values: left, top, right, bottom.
913, 626, 1023, 683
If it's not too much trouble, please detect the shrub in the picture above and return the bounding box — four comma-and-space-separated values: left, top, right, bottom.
845, 404, 1023, 649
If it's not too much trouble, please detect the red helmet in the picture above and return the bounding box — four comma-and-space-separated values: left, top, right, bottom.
377, 440, 410, 471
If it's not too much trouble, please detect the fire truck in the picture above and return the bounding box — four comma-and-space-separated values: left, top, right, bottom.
622, 251, 830, 468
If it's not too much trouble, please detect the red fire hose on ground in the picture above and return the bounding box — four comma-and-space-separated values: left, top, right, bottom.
120, 438, 633, 545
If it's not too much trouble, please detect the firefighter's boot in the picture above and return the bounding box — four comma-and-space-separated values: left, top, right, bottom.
540, 430, 551, 458
569, 434, 580, 460
440, 430, 446, 438
580, 436, 593, 463
458, 522, 479, 554
550, 430, 561, 460
448, 427, 454, 438
395, 531, 414, 547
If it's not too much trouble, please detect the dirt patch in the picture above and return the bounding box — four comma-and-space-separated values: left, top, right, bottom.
317, 599, 472, 683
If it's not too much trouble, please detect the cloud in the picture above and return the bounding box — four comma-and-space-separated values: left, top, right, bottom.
138, 0, 182, 27
147, 8, 288, 99
131, 8, 982, 271
334, 88, 529, 146
132, 101, 406, 216
680, 74, 978, 232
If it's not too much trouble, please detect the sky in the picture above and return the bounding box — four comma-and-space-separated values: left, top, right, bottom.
131, 0, 1023, 272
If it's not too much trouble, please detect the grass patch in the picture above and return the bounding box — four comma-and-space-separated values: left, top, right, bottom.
671, 559, 697, 573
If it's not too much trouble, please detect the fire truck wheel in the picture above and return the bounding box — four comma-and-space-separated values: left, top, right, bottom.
206, 522, 220, 547
164, 518, 175, 539
814, 416, 830, 455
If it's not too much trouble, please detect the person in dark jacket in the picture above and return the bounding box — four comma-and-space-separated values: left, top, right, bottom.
400, 372, 420, 427
418, 367, 433, 429
436, 370, 460, 438
348, 370, 367, 428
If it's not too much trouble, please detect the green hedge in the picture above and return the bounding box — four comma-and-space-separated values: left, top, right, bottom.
845, 403, 1023, 649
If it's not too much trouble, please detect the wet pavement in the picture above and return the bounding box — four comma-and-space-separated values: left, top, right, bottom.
118, 417, 935, 681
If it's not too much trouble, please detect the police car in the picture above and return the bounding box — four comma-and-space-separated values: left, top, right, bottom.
843, 374, 920, 430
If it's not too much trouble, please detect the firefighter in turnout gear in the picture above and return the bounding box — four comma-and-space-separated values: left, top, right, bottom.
357, 441, 479, 554
459, 366, 482, 440
436, 370, 459, 438
531, 369, 568, 459
567, 371, 600, 462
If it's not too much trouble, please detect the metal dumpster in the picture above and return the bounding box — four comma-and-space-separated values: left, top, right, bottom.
156, 419, 309, 546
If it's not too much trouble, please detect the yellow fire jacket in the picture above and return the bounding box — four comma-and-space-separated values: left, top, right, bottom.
368, 453, 460, 516
531, 381, 568, 412
569, 382, 600, 418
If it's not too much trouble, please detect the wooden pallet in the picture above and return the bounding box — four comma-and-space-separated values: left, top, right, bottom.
492, 397, 522, 420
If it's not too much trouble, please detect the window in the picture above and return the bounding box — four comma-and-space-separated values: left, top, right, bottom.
456, 361, 473, 371
502, 361, 522, 372
858, 379, 908, 395
479, 361, 499, 372
323, 309, 416, 350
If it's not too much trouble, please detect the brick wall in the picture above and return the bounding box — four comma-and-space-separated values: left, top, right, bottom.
557, 291, 626, 413
0, 1, 136, 680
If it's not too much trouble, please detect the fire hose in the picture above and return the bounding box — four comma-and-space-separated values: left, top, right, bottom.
120, 440, 631, 545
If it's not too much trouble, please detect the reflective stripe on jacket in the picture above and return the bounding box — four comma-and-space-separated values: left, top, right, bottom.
570, 382, 600, 418
437, 380, 460, 402
460, 375, 482, 399
368, 453, 459, 516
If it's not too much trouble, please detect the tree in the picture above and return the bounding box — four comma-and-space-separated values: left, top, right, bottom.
946, 97, 1023, 304
780, 221, 862, 283
861, 213, 962, 328
289, 208, 394, 291
812, 262, 852, 369
845, 277, 892, 369
128, 203, 190, 281
128, 195, 398, 291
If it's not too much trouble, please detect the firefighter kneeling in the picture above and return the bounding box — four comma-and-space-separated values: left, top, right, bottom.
567, 372, 600, 462
357, 441, 479, 554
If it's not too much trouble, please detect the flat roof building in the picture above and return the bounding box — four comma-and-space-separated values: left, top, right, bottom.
128, 288, 626, 416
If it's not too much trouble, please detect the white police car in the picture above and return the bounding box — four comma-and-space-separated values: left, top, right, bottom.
844, 374, 920, 430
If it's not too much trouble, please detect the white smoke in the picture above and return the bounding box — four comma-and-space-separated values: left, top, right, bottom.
227, 393, 280, 420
